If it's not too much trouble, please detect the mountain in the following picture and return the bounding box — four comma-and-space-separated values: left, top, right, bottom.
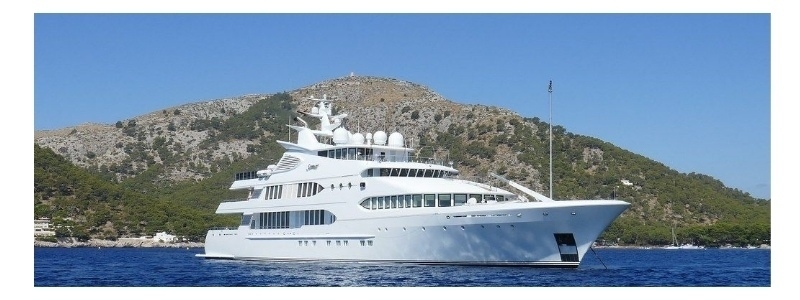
34, 75, 770, 246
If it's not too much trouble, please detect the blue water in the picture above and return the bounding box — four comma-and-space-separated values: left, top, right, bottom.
34, 247, 770, 287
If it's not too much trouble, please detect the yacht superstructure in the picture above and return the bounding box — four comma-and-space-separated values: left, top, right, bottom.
197, 95, 629, 267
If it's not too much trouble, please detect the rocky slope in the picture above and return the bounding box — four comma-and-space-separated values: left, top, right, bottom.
34, 75, 542, 187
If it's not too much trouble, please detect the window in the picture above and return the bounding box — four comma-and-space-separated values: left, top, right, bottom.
413, 194, 422, 207
240, 214, 252, 226
391, 196, 397, 208
265, 185, 278, 200
378, 196, 385, 209
399, 168, 409, 177
302, 210, 330, 226
438, 194, 452, 207
380, 168, 391, 176
263, 211, 290, 229
424, 169, 434, 177
335, 148, 342, 159
360, 199, 371, 209
470, 194, 482, 204
424, 194, 436, 207
405, 195, 412, 208
454, 194, 467, 206
390, 168, 400, 176
250, 188, 262, 200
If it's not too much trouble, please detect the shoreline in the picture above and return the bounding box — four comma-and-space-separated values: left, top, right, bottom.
34, 238, 204, 248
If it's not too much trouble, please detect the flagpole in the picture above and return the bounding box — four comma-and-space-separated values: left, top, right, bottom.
548, 80, 553, 200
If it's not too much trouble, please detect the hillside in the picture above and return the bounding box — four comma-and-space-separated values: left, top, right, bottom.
33, 75, 770, 246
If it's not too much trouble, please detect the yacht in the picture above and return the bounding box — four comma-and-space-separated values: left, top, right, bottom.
197, 95, 630, 267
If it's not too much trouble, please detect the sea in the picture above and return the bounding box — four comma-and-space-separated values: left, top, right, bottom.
33, 247, 771, 289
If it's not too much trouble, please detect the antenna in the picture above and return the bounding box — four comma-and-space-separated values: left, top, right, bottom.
548, 80, 553, 200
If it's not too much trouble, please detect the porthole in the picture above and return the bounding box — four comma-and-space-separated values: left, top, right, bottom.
461, 226, 465, 230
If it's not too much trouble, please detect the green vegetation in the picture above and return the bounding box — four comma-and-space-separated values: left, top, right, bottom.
33, 91, 769, 246
34, 93, 297, 241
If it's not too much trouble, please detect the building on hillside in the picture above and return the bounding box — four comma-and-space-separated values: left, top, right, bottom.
153, 231, 176, 243
34, 218, 55, 236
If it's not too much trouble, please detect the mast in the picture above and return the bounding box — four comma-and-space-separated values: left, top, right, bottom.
548, 80, 553, 200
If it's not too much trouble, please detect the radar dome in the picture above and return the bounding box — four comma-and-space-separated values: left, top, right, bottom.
388, 132, 404, 147
351, 132, 365, 145
333, 128, 350, 145
373, 131, 387, 145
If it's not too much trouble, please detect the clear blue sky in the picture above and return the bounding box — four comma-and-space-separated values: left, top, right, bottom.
33, 13, 771, 200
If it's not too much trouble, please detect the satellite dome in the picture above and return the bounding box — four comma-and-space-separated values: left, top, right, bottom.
373, 131, 387, 145
311, 107, 319, 114
333, 128, 350, 145
388, 132, 404, 147
366, 132, 373, 144
351, 132, 365, 145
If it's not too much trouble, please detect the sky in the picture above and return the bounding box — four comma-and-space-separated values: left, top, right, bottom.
13, 0, 798, 296
31, 12, 772, 200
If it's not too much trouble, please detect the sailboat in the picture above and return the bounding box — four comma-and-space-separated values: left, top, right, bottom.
664, 227, 704, 250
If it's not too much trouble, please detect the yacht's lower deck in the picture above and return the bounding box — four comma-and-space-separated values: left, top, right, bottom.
199, 200, 628, 267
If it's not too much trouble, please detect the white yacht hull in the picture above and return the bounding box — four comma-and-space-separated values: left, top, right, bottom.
199, 200, 628, 267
